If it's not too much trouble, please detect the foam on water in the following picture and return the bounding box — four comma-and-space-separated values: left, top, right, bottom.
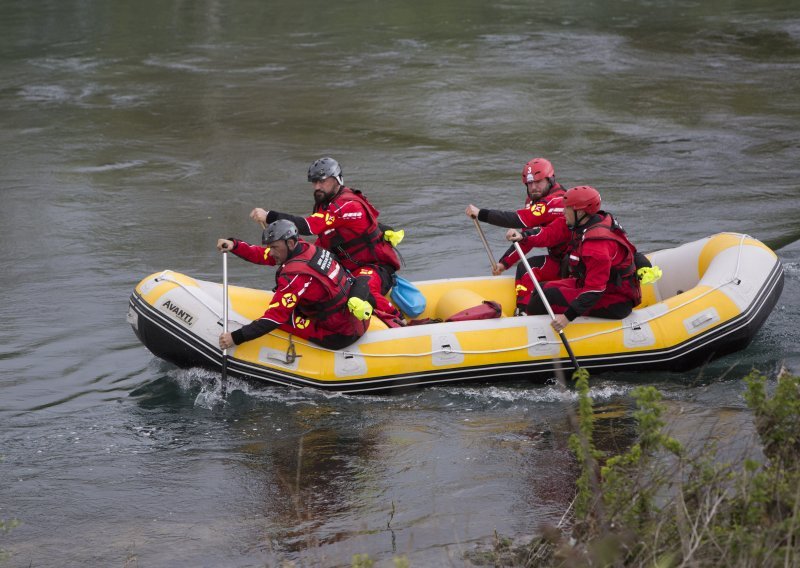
74, 160, 148, 173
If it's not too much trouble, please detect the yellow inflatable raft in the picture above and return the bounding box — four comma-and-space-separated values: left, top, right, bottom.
127, 233, 784, 392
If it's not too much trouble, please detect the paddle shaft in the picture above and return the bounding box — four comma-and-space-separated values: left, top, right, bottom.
221, 250, 229, 395
472, 217, 498, 271
513, 241, 581, 371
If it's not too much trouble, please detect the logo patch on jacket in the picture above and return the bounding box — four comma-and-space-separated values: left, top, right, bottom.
531, 203, 546, 216
280, 293, 297, 309
315, 249, 334, 272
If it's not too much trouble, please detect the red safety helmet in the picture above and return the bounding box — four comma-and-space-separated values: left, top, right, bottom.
563, 185, 602, 214
521, 158, 555, 185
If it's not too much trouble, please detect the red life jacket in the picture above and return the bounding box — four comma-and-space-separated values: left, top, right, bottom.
315, 187, 401, 271
568, 213, 641, 304
280, 242, 353, 320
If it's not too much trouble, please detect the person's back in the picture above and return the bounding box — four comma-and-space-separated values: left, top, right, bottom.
523, 186, 642, 332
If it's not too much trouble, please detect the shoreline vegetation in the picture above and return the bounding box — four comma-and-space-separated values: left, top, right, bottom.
464, 368, 800, 567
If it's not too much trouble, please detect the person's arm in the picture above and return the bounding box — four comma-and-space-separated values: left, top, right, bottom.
476, 208, 526, 228
249, 207, 314, 235
266, 211, 313, 235
496, 228, 532, 269
497, 218, 569, 268
217, 238, 277, 266
230, 274, 307, 344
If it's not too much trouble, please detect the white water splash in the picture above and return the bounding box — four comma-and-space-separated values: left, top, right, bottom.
74, 160, 147, 173
783, 262, 800, 277
440, 382, 632, 404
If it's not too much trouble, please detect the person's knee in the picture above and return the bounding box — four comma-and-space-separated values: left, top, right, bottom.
526, 287, 568, 315
526, 295, 546, 315
588, 300, 634, 319
317, 333, 359, 350
605, 301, 633, 319
544, 287, 565, 305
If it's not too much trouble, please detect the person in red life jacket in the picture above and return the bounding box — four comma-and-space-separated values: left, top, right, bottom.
505, 185, 642, 332
465, 158, 570, 313
249, 157, 406, 327
217, 219, 372, 351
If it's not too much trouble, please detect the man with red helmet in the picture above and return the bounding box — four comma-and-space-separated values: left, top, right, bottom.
465, 157, 569, 313
505, 186, 642, 332
250, 157, 405, 327
217, 219, 371, 351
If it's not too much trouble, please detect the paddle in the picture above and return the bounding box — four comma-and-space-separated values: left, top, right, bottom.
513, 241, 581, 372
471, 216, 498, 271
221, 250, 229, 397
219, 217, 265, 397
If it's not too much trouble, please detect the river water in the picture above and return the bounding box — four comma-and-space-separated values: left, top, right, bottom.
1, 1, 799, 566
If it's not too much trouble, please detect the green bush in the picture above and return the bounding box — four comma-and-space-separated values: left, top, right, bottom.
471, 369, 800, 567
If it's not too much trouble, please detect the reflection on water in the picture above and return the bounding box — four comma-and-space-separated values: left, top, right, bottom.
2, 0, 799, 565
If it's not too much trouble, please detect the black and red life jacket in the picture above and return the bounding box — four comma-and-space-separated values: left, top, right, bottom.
315, 187, 401, 271
279, 242, 353, 320
568, 212, 641, 304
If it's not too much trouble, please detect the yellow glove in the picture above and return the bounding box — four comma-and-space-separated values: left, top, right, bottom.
347, 297, 373, 321
637, 266, 663, 285
383, 229, 404, 247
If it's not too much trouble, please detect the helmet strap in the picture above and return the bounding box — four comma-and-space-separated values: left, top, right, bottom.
569, 210, 588, 230
286, 238, 301, 258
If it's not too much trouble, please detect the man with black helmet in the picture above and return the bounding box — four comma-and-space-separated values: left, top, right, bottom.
505, 186, 643, 331
217, 219, 372, 350
250, 157, 405, 327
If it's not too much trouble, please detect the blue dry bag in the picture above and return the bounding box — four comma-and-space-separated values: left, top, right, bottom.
390, 276, 427, 318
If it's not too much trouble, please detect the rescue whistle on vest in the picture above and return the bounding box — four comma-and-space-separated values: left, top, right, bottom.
383, 229, 404, 247
347, 297, 374, 320
637, 265, 663, 285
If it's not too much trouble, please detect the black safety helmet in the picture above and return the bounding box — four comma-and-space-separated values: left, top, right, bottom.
307, 157, 343, 185
262, 219, 299, 245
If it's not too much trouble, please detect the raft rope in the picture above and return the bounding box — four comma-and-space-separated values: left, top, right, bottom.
151, 234, 752, 360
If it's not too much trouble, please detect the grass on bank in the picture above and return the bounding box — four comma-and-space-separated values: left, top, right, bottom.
467, 368, 800, 567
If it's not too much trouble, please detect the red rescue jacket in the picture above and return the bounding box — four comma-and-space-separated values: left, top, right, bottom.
569, 213, 641, 304
315, 187, 401, 272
